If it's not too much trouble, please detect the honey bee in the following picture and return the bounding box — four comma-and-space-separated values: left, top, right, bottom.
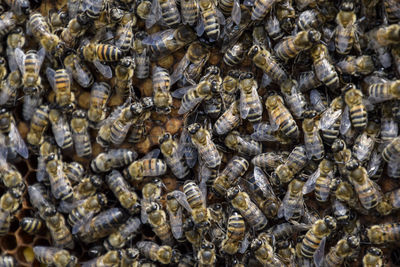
63, 162, 84, 184
20, 217, 44, 234
251, 0, 280, 21
0, 70, 22, 108
79, 0, 105, 21
88, 82, 110, 124
366, 222, 400, 245
302, 110, 324, 161
197, 241, 216, 267
224, 131, 262, 156
279, 175, 306, 221
73, 174, 103, 201
77, 208, 127, 243
15, 47, 45, 94
123, 153, 167, 183
324, 235, 359, 267
143, 26, 196, 60
165, 192, 185, 241
45, 154, 73, 202
274, 145, 307, 184
141, 179, 163, 224
33, 246, 77, 267
352, 119, 379, 162
47, 10, 68, 33
252, 152, 286, 170
27, 104, 49, 146
212, 156, 248, 196
0, 255, 16, 266
159, 133, 190, 179
303, 158, 335, 202
0, 57, 7, 81
343, 83, 368, 131
227, 186, 268, 231
248, 45, 288, 84
298, 71, 322, 93
46, 68, 75, 111
45, 211, 75, 249
382, 135, 400, 163
187, 123, 221, 169
105, 170, 140, 214
311, 44, 339, 90
368, 79, 400, 104
362, 247, 383, 267
0, 157, 24, 191
146, 202, 175, 246
104, 217, 141, 250
337, 55, 374, 76
318, 96, 344, 145
0, 11, 17, 38
266, 94, 299, 139
114, 56, 135, 100
63, 50, 94, 88
309, 89, 328, 114
197, 0, 225, 41
81, 249, 124, 267
213, 101, 240, 136
251, 232, 285, 266
334, 1, 359, 55
132, 31, 150, 80
275, 29, 321, 61
181, 0, 199, 26
385, 187, 400, 212
153, 66, 173, 114
114, 16, 134, 53
238, 72, 262, 123
137, 241, 180, 265
346, 159, 382, 210
0, 108, 28, 159
28, 183, 57, 219
28, 12, 63, 54
299, 216, 337, 265
48, 109, 73, 151
91, 148, 137, 173
60, 16, 90, 49
146, 0, 181, 29
369, 23, 400, 47
70, 109, 92, 158
223, 34, 252, 67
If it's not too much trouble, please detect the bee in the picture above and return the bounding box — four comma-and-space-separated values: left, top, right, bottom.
105, 170, 140, 214
114, 16, 134, 53
187, 123, 221, 169
274, 145, 307, 184
311, 44, 339, 90
77, 208, 126, 243
0, 11, 17, 38
79, 0, 105, 21
299, 216, 337, 262
36, 139, 61, 184
245, 167, 280, 220
346, 159, 382, 210
227, 186, 268, 231
274, 29, 321, 61
20, 217, 44, 234
382, 135, 400, 163
45, 211, 75, 249
384, 0, 400, 23
309, 89, 328, 114
251, 233, 285, 266
368, 79, 400, 104
366, 223, 400, 245
70, 109, 92, 158
343, 83, 368, 131
213, 101, 240, 135
132, 31, 150, 80
64, 162, 85, 183
334, 1, 358, 55
73, 174, 103, 201
88, 82, 110, 124
197, 0, 224, 41
28, 183, 57, 219
0, 108, 28, 159
15, 47, 45, 94
152, 66, 172, 114
0, 57, 7, 81
141, 179, 163, 224
33, 246, 77, 267
181, 0, 199, 26
251, 0, 280, 21
324, 235, 360, 267
115, 57, 135, 100
81, 249, 124, 267
281, 79, 307, 119
63, 50, 94, 88
60, 16, 90, 49
28, 12, 63, 54
143, 26, 196, 60
165, 192, 185, 241
45, 154, 73, 202
47, 10, 69, 33
298, 71, 322, 93
337, 55, 374, 76
0, 255, 16, 267
212, 156, 248, 196
123, 153, 167, 183
302, 110, 324, 160
137, 241, 180, 265
146, 0, 181, 29
159, 132, 190, 179
303, 158, 334, 202
183, 218, 202, 248
385, 187, 400, 211
353, 119, 379, 162
248, 45, 288, 84
252, 152, 286, 170
0, 208, 11, 236
265, 94, 299, 139
223, 34, 252, 67
197, 241, 216, 267
362, 247, 383, 267
297, 9, 321, 30
370, 23, 400, 47
319, 96, 344, 145
91, 148, 137, 173
0, 70, 22, 108
48, 109, 73, 150
224, 131, 262, 156
46, 68, 76, 111
219, 0, 241, 24
279, 175, 306, 221
27, 105, 49, 146
238, 72, 262, 123
104, 217, 141, 250
146, 202, 175, 246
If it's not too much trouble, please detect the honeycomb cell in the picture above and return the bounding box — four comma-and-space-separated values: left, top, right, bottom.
17, 227, 34, 244
15, 160, 29, 177
9, 217, 19, 233
1, 234, 17, 251
33, 238, 50, 247
16, 246, 35, 264
26, 171, 37, 186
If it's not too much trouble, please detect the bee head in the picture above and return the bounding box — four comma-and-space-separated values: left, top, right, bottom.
347, 236, 360, 249
0, 57, 5, 65
90, 175, 103, 188
226, 186, 240, 200
248, 45, 260, 57
45, 153, 56, 162
239, 72, 253, 80
66, 256, 78, 267
345, 159, 359, 171
188, 123, 201, 134
24, 87, 39, 95
341, 83, 355, 93
340, 0, 354, 12
159, 132, 171, 144
72, 110, 86, 118
251, 238, 263, 251
303, 109, 317, 119
141, 97, 154, 110
228, 70, 240, 79
126, 248, 140, 260
97, 193, 108, 206
44, 206, 57, 217
368, 247, 383, 257
77, 13, 90, 25
130, 102, 143, 114
308, 30, 321, 43
324, 216, 337, 230
331, 139, 345, 152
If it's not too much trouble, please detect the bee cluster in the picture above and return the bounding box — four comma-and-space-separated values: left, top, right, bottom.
1, 0, 400, 266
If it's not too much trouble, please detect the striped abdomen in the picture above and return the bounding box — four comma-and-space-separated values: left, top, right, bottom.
135, 50, 150, 79
315, 175, 331, 202
275, 37, 301, 61
223, 43, 246, 66
314, 58, 339, 89
81, 0, 104, 19
196, 140, 221, 168
153, 67, 170, 92
321, 120, 340, 145
301, 230, 324, 258
262, 57, 288, 83
251, 0, 276, 21
239, 199, 267, 231
380, 223, 400, 243
96, 44, 122, 61
110, 119, 132, 145
0, 212, 10, 236
227, 212, 245, 241
142, 159, 167, 177
287, 146, 307, 173
201, 7, 220, 41
368, 83, 392, 102
382, 137, 400, 162
184, 181, 203, 209
352, 179, 380, 209
304, 131, 325, 161
72, 130, 92, 158
270, 106, 298, 138
160, 0, 181, 27
335, 26, 354, 55
349, 105, 367, 130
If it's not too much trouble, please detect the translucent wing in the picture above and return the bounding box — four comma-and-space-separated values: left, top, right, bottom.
0, 134, 8, 160
6, 47, 18, 72
115, 21, 133, 48
310, 89, 327, 113
146, 0, 161, 29
72, 211, 94, 234
51, 115, 67, 148
196, 15, 205, 37
46, 67, 57, 92
318, 108, 342, 130
141, 148, 160, 160
261, 73, 272, 88
169, 207, 183, 239
279, 190, 304, 221
9, 122, 28, 159
302, 169, 320, 195
94, 60, 112, 79
14, 48, 25, 75
171, 85, 195, 99
97, 103, 125, 128
74, 60, 92, 88
232, 0, 241, 25
253, 167, 274, 196
141, 198, 150, 223
239, 89, 250, 119
36, 156, 47, 182
238, 232, 250, 253
170, 56, 190, 85
339, 105, 351, 135
36, 48, 46, 75
313, 236, 326, 267
216, 7, 226, 26
332, 199, 348, 217
58, 199, 81, 213
178, 128, 198, 168
170, 190, 192, 213
251, 123, 278, 141
178, 92, 204, 114
367, 150, 382, 177
354, 134, 374, 162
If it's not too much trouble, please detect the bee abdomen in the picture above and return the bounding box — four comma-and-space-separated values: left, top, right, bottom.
96, 44, 122, 62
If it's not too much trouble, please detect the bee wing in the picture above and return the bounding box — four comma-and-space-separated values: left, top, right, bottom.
170, 190, 192, 213
196, 15, 205, 37
0, 134, 7, 161
146, 0, 161, 29
171, 85, 195, 99
141, 198, 150, 223
216, 7, 226, 26
74, 60, 92, 88
253, 167, 274, 196
239, 90, 250, 119
36, 156, 47, 182
141, 148, 161, 160
261, 73, 272, 88
14, 48, 26, 75
93, 60, 112, 79
9, 122, 28, 159
367, 150, 382, 177
232, 0, 241, 25
332, 199, 348, 216
238, 232, 250, 254
169, 207, 183, 239
305, 131, 321, 160
302, 168, 320, 195
310, 89, 326, 113
170, 56, 190, 85
313, 236, 326, 267
178, 93, 203, 115
339, 105, 351, 135
45, 67, 57, 92
354, 134, 374, 162
72, 211, 95, 235
318, 108, 342, 130
36, 48, 46, 75
115, 21, 133, 48
51, 114, 67, 148
58, 199, 79, 213
251, 123, 278, 141
178, 129, 198, 168
6, 47, 18, 72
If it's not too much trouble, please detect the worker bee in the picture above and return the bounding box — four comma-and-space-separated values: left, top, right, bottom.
0, 70, 22, 108
265, 94, 299, 139
20, 217, 44, 234
274, 145, 308, 184
45, 211, 75, 249
0, 209, 10, 236
197, 241, 217, 266
146, 0, 181, 29
143, 25, 196, 60
362, 247, 383, 267
213, 101, 240, 135
165, 192, 185, 241
46, 68, 75, 111
368, 79, 400, 104
334, 1, 359, 55
47, 9, 69, 33
252, 152, 286, 170
153, 66, 172, 114
70, 109, 92, 158
251, 232, 285, 266
132, 31, 150, 80
0, 255, 16, 266
123, 152, 167, 183
223, 33, 252, 67
187, 123, 221, 169
28, 183, 57, 219
366, 222, 400, 245
73, 174, 103, 201
251, 0, 280, 21
181, 0, 199, 26
197, 0, 224, 41
48, 109, 73, 151
275, 29, 321, 61
137, 241, 180, 265
309, 89, 328, 114
302, 110, 324, 161
60, 15, 90, 49
105, 170, 140, 214
227, 186, 268, 231
146, 202, 175, 246
0, 57, 7, 81
45, 154, 73, 202
27, 104, 49, 146
114, 56, 135, 100
159, 133, 190, 179
88, 82, 110, 124
324, 235, 360, 267
343, 83, 368, 131
238, 72, 262, 123
81, 249, 124, 267
15, 47, 45, 94
280, 79, 307, 119
382, 135, 400, 163
352, 119, 379, 162
77, 207, 126, 243
104, 217, 141, 250
63, 50, 94, 88
141, 178, 163, 224
279, 175, 306, 221
248, 45, 288, 84
221, 70, 240, 106
311, 44, 339, 90
0, 108, 28, 159
337, 55, 374, 76
318, 96, 343, 145
114, 16, 134, 53
212, 156, 248, 196
28, 12, 63, 54
298, 71, 322, 93
224, 131, 262, 156
91, 148, 137, 173
64, 162, 84, 183
303, 158, 335, 202
0, 11, 17, 39
33, 246, 77, 267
